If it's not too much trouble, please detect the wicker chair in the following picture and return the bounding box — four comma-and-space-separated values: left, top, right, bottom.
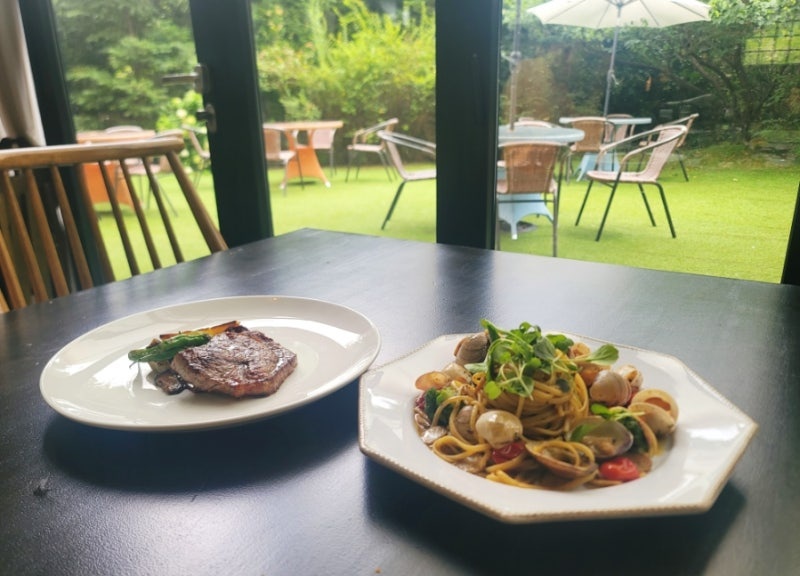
0, 137, 226, 311
576, 125, 688, 241
311, 127, 338, 175
263, 127, 300, 191
562, 116, 614, 181
496, 141, 565, 256
654, 113, 699, 181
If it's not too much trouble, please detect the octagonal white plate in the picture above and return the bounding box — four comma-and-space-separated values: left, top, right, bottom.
359, 332, 757, 524
41, 296, 380, 431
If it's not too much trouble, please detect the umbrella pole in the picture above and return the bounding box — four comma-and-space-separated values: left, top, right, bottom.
603, 10, 621, 117
508, 0, 522, 129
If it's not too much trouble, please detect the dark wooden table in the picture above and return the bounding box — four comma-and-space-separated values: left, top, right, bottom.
2, 229, 798, 575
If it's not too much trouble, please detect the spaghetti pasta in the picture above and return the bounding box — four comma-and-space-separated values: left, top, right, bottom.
413, 320, 679, 491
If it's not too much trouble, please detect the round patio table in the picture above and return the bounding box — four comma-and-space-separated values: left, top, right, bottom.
498, 125, 585, 144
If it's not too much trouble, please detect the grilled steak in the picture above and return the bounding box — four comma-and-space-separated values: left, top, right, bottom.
169, 327, 297, 398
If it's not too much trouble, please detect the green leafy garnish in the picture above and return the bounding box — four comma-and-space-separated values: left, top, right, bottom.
573, 343, 619, 366
466, 320, 617, 401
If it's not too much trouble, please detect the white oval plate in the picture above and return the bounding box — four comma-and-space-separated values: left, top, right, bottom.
359, 332, 757, 524
41, 296, 380, 431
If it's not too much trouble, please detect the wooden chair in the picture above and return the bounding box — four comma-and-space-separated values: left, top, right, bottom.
346, 118, 399, 182
496, 141, 565, 256
377, 130, 436, 230
575, 125, 687, 241
0, 137, 227, 311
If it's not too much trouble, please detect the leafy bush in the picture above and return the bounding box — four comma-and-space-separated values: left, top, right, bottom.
256, 0, 436, 158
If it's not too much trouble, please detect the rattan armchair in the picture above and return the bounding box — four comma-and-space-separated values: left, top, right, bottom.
496, 141, 566, 256
575, 125, 688, 241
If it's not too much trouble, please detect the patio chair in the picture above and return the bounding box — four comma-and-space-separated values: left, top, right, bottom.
0, 137, 227, 310
562, 116, 614, 181
496, 141, 566, 257
646, 113, 699, 181
311, 127, 337, 175
377, 130, 436, 230
263, 127, 300, 191
346, 118, 399, 182
183, 125, 211, 186
605, 113, 634, 143
575, 124, 688, 241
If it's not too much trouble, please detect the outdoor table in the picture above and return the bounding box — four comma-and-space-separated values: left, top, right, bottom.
499, 124, 584, 144
559, 116, 652, 128
1, 228, 797, 575
262, 120, 343, 188
76, 129, 157, 207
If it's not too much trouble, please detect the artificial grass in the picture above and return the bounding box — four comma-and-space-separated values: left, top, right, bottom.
98, 147, 798, 284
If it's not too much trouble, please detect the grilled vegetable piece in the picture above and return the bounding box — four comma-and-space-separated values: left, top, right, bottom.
127, 321, 241, 363
128, 333, 211, 363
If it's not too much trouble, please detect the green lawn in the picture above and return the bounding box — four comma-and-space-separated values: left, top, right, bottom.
98, 146, 798, 284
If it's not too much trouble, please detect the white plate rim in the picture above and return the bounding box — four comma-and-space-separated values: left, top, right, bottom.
40, 295, 381, 431
358, 331, 758, 524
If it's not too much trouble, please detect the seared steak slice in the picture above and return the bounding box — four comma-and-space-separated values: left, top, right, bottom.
170, 329, 297, 398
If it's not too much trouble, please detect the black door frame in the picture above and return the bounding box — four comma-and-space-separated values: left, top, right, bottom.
20, 0, 613, 256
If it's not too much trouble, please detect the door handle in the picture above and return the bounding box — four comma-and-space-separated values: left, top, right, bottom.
196, 104, 217, 134
162, 63, 210, 95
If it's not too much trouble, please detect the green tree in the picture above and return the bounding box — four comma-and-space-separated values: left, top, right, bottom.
53, 0, 194, 129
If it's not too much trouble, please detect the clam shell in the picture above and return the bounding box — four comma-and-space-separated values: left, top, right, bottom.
629, 401, 676, 436
589, 370, 632, 406
571, 416, 634, 459
631, 388, 679, 421
617, 364, 644, 390
526, 441, 598, 479
453, 332, 489, 366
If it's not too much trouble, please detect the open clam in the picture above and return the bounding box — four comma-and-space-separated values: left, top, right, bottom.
526, 440, 598, 479
629, 401, 676, 435
617, 364, 644, 391
570, 416, 634, 459
631, 389, 679, 421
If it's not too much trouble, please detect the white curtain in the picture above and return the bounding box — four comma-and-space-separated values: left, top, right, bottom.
0, 0, 46, 146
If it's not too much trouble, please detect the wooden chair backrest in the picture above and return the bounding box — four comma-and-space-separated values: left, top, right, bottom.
0, 137, 227, 311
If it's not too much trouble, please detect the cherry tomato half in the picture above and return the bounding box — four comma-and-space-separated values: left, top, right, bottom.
599, 456, 640, 482
491, 441, 525, 464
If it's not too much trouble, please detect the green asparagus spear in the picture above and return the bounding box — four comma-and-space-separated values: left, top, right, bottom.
127, 332, 210, 363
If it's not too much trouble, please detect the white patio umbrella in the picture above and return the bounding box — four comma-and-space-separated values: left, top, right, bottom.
528, 0, 710, 115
